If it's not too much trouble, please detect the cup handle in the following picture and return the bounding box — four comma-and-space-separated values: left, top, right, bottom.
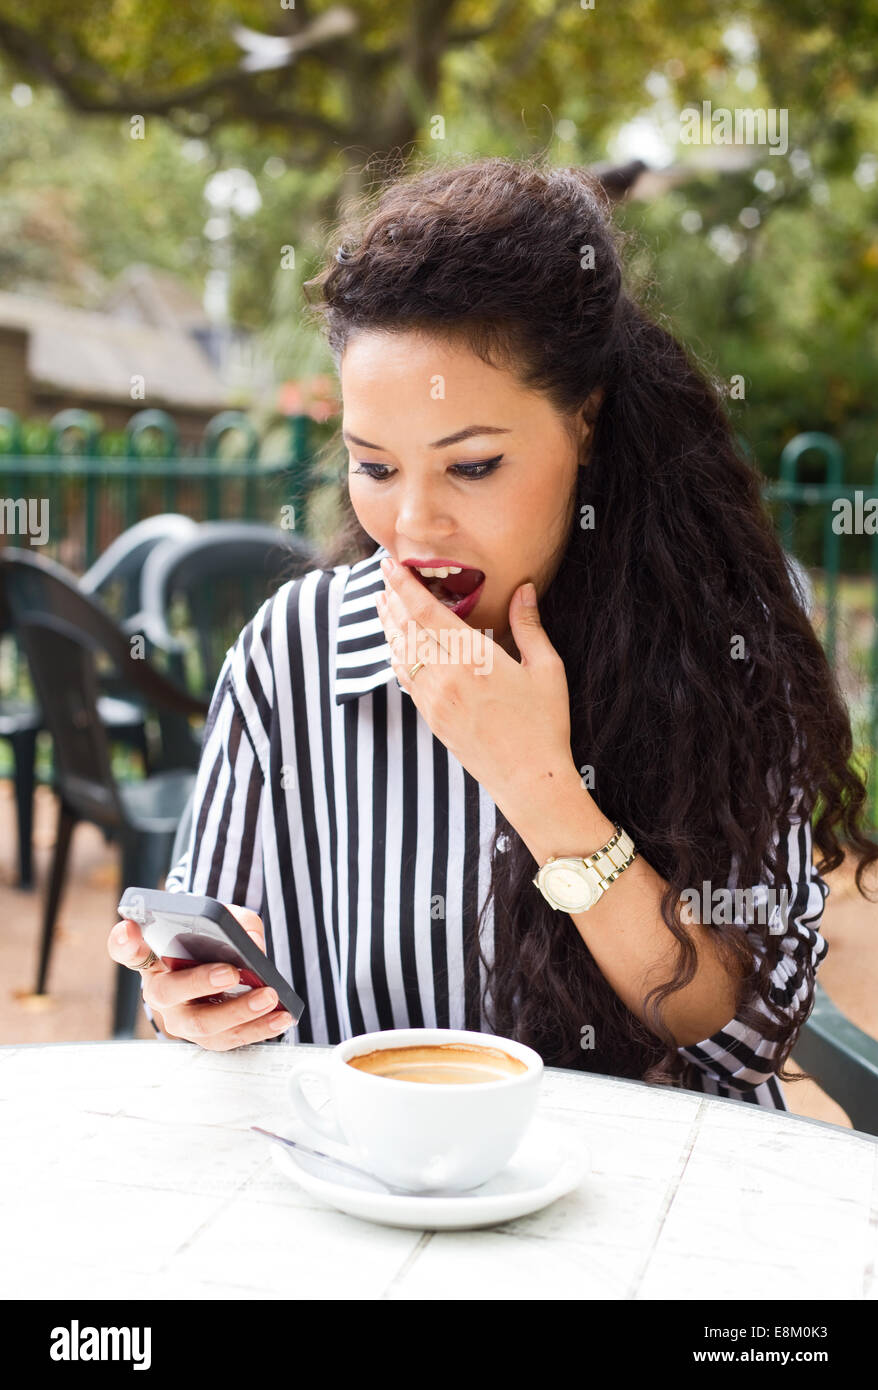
287, 1061, 355, 1164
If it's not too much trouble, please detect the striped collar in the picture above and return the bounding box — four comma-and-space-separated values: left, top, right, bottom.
334, 543, 397, 704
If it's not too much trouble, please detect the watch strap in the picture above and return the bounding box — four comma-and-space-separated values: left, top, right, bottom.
532, 823, 637, 912
583, 827, 636, 887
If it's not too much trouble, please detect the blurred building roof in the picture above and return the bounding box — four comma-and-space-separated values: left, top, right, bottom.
0, 284, 233, 411
99, 263, 214, 334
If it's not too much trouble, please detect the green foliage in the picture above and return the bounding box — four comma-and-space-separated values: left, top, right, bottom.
617, 157, 878, 480
0, 0, 876, 546
0, 82, 212, 298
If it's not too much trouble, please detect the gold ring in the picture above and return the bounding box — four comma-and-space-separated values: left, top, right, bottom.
408, 660, 426, 679
136, 949, 159, 971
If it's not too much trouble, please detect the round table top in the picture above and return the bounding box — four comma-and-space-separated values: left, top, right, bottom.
2, 1039, 876, 1300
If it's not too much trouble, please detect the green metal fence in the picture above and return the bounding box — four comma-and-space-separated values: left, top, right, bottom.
0, 406, 316, 570
763, 431, 878, 826
0, 404, 321, 788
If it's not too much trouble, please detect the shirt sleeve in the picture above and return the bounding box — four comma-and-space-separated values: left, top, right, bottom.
676, 807, 829, 1091
142, 648, 266, 1039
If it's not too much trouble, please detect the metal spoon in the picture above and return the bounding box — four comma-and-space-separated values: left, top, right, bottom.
251, 1125, 483, 1198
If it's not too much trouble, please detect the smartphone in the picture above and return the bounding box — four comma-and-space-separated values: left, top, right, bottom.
117, 885, 305, 1024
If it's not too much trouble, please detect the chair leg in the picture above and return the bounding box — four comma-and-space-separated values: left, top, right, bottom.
10, 728, 38, 890
112, 962, 144, 1042
35, 799, 77, 995
133, 722, 152, 778
113, 829, 176, 1039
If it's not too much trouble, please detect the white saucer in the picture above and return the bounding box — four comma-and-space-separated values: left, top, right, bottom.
265, 1115, 589, 1230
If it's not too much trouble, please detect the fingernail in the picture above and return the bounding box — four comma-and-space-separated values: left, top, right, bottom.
380, 558, 392, 577
249, 988, 276, 1012
115, 921, 128, 944
210, 966, 238, 986
521, 583, 537, 606
270, 1014, 291, 1031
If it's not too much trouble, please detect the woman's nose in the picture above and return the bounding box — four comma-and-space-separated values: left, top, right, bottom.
394, 485, 455, 534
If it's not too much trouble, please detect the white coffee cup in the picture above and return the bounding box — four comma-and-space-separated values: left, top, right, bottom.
287, 1027, 544, 1193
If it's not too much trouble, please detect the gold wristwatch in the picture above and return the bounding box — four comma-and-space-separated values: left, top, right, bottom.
532, 823, 636, 912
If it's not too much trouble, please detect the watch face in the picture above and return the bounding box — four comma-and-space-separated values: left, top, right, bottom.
544, 861, 600, 911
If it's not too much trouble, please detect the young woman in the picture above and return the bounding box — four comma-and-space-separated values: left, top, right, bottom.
108, 156, 878, 1111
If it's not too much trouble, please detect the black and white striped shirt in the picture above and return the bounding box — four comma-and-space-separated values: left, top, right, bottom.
149, 543, 830, 1111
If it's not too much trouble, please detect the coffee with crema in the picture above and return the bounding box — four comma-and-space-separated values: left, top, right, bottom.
346, 1041, 528, 1084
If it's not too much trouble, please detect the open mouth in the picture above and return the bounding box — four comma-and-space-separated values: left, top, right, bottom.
407, 566, 485, 607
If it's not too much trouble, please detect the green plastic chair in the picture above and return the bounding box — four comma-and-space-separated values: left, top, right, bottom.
796, 984, 878, 1136
0, 547, 208, 1037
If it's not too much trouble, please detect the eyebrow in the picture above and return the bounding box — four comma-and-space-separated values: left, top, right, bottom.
341, 424, 512, 451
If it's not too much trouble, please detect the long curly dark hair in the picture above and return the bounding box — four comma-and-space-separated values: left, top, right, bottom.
300, 153, 878, 1091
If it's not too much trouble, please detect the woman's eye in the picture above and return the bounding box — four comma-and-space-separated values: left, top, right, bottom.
352, 457, 503, 482
351, 463, 393, 481
453, 457, 503, 479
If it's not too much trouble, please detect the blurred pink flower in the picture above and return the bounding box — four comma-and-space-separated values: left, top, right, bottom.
279, 376, 339, 422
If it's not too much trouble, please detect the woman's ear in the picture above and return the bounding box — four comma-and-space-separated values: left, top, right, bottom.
583, 385, 605, 428
576, 386, 605, 466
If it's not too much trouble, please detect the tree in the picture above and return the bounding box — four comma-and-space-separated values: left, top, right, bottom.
1, 1, 875, 214
2, 0, 876, 486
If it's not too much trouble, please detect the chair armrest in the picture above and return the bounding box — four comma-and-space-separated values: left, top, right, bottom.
104, 618, 207, 719
0, 547, 209, 721
122, 610, 186, 659
795, 983, 878, 1136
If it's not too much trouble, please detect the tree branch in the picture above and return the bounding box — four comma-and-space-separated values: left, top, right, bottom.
0, 13, 351, 132
503, 0, 570, 82
447, 0, 520, 45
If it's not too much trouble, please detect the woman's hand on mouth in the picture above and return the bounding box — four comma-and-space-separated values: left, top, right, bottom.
376, 557, 574, 808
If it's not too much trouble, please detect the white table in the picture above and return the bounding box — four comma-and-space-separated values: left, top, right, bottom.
1, 1040, 876, 1300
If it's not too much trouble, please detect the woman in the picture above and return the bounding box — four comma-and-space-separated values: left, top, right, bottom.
108, 155, 878, 1110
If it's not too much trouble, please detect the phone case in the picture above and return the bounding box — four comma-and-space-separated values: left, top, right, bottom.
117, 886, 305, 1024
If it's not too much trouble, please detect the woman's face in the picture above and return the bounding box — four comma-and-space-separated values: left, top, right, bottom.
341, 330, 594, 657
